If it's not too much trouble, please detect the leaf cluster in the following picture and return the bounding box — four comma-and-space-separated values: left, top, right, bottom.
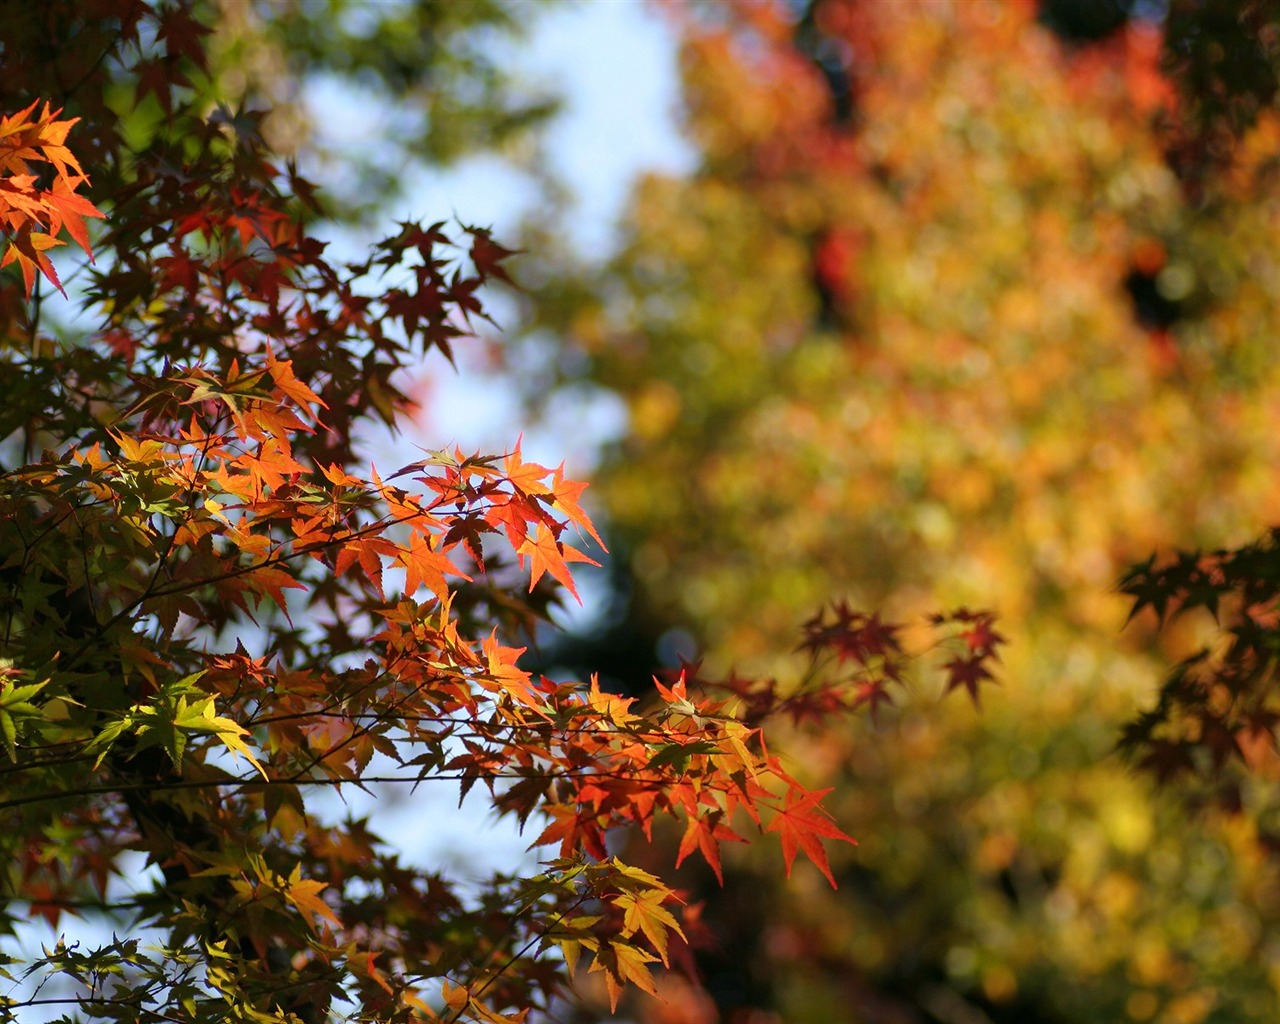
1120, 531, 1280, 811
0, 101, 104, 297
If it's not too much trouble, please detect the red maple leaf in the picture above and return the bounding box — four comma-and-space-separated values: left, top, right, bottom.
944, 655, 995, 706
675, 811, 746, 884
764, 786, 855, 888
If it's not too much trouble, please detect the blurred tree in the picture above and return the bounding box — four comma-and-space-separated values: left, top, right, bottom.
521, 1, 1280, 1021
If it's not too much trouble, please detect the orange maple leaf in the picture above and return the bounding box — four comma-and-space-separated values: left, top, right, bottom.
548, 463, 605, 550
615, 888, 685, 966
480, 630, 543, 711
285, 875, 341, 932
531, 804, 607, 860
517, 523, 599, 603
400, 533, 467, 601
42, 173, 103, 257
266, 347, 327, 419
245, 565, 307, 621
590, 941, 660, 1012
503, 437, 553, 496
1, 225, 63, 296
0, 102, 104, 297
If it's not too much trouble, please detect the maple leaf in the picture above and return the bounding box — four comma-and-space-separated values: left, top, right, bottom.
440, 983, 529, 1024
28, 105, 84, 179
548, 464, 605, 549
799, 604, 902, 667
614, 887, 685, 966
41, 173, 104, 257
284, 867, 341, 932
175, 697, 268, 779
959, 614, 1005, 659
943, 655, 996, 707
0, 174, 44, 223
851, 679, 895, 719
0, 100, 42, 147
468, 225, 519, 284
480, 630, 543, 711
1119, 554, 1175, 624
764, 786, 855, 888
156, 4, 212, 70
583, 674, 640, 726
266, 347, 327, 418
135, 57, 192, 112
504, 437, 553, 495
243, 564, 307, 621
401, 532, 466, 601
653, 671, 689, 704
1134, 737, 1196, 783
675, 810, 747, 884
1, 224, 63, 296
532, 804, 608, 860
516, 522, 599, 603
589, 940, 660, 1012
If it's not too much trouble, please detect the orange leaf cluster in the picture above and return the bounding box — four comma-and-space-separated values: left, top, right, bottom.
0, 101, 103, 295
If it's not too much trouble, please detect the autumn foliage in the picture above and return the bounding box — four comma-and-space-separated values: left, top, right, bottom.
0, 3, 939, 1022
